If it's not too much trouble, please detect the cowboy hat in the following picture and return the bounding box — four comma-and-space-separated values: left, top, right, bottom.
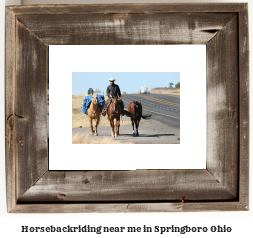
108, 78, 116, 82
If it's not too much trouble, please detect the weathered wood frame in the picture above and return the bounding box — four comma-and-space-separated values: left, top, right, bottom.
5, 4, 249, 213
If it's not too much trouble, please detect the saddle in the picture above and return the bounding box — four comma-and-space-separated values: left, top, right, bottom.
102, 97, 125, 116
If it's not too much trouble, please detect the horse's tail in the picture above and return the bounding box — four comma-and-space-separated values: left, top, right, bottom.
97, 113, 101, 125
134, 101, 151, 119
141, 113, 152, 119
122, 109, 133, 117
97, 105, 103, 125
134, 103, 140, 117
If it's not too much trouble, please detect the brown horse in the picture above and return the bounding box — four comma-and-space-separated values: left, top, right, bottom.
87, 94, 101, 136
107, 96, 121, 137
128, 101, 152, 136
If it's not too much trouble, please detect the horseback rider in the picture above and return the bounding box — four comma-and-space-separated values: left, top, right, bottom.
102, 78, 125, 116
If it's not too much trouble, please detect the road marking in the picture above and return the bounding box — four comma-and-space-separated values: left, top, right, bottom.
123, 99, 180, 112
142, 109, 180, 120
135, 95, 180, 107
122, 99, 180, 120
142, 95, 180, 107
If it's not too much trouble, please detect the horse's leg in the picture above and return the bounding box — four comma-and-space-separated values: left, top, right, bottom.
136, 118, 140, 136
135, 118, 139, 136
89, 117, 94, 134
131, 117, 135, 135
114, 118, 117, 137
110, 119, 115, 137
118, 117, 120, 135
94, 117, 98, 136
115, 117, 120, 137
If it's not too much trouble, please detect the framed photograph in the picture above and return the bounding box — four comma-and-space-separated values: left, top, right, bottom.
50, 45, 206, 170
5, 3, 249, 212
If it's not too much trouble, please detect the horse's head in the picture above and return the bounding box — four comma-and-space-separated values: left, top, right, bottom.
110, 96, 120, 114
92, 94, 98, 104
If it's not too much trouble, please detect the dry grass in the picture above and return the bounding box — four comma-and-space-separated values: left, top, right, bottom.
172, 90, 180, 95
150, 89, 180, 95
72, 94, 131, 128
72, 112, 112, 128
72, 134, 134, 144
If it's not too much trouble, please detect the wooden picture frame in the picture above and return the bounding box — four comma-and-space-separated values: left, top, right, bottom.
5, 3, 249, 213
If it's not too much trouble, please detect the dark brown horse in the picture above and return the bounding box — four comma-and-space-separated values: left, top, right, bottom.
128, 101, 152, 136
107, 96, 121, 137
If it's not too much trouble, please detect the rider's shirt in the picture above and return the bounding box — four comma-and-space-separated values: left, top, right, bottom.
107, 83, 122, 97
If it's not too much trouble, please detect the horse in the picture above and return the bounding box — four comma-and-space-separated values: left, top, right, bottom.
107, 96, 121, 137
128, 101, 152, 136
87, 94, 101, 136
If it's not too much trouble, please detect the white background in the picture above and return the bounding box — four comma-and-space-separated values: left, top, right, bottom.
1, 0, 252, 237
49, 45, 206, 170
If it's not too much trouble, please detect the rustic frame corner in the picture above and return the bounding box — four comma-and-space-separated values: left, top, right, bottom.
5, 3, 249, 213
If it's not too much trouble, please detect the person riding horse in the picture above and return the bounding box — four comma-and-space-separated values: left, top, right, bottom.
102, 78, 125, 116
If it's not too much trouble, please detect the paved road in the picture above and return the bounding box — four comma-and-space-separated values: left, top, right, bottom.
122, 94, 180, 130
72, 94, 180, 144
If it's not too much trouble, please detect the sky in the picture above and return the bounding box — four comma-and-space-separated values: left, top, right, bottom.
72, 72, 180, 95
